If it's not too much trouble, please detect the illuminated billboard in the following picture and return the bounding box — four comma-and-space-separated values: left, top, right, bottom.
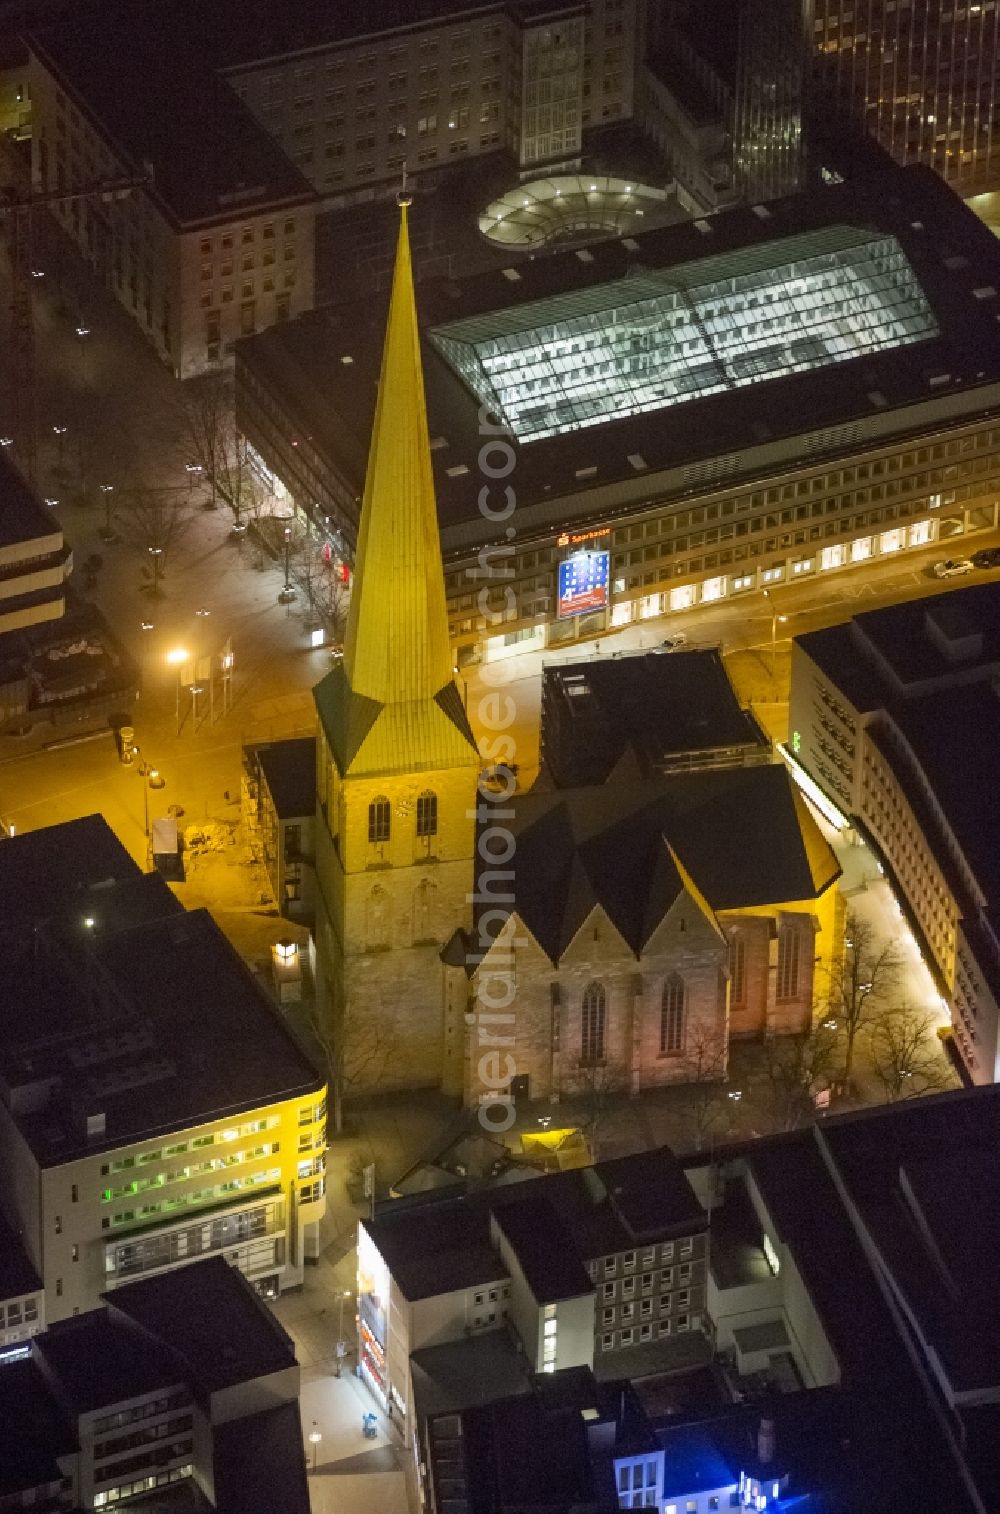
558, 550, 610, 619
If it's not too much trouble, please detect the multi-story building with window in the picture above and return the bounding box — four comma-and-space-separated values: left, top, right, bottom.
0, 815, 327, 1322
811, 0, 1000, 194
238, 165, 1000, 670
789, 582, 1000, 1083
358, 1145, 708, 1450
28, 18, 317, 377
0, 1256, 310, 1513
212, 0, 640, 205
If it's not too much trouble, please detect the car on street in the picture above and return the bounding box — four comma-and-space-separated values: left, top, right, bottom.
654, 633, 689, 652
972, 546, 1000, 569
931, 558, 974, 578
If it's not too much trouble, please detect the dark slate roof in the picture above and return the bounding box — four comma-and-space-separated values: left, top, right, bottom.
488, 766, 839, 962
253, 737, 316, 820
492, 1196, 594, 1304
542, 649, 769, 787
0, 1358, 76, 1498
33, 1309, 181, 1416
106, 1257, 298, 1400
597, 1148, 705, 1239
29, 17, 316, 230
212, 1402, 310, 1514
0, 1210, 41, 1300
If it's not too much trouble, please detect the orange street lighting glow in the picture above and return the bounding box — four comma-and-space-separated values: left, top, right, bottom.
166, 648, 189, 665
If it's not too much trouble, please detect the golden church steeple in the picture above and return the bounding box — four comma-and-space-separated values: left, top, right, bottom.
314, 197, 479, 779
344, 196, 454, 706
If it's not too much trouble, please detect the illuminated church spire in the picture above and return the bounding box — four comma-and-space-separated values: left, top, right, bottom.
344, 193, 454, 705
315, 193, 477, 779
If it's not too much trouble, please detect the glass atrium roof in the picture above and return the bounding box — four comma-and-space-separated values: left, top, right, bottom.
429, 226, 939, 444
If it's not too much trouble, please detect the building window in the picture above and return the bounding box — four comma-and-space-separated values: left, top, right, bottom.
728, 935, 745, 1005
581, 981, 606, 1063
660, 975, 685, 1055
777, 924, 800, 1000
416, 789, 438, 837
368, 796, 391, 843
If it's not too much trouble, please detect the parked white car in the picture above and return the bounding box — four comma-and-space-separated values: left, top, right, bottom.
932, 558, 974, 578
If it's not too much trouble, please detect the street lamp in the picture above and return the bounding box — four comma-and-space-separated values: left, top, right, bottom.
761, 587, 788, 679
279, 523, 295, 603
308, 1422, 322, 1471
99, 483, 115, 541
52, 424, 67, 467
336, 1289, 352, 1377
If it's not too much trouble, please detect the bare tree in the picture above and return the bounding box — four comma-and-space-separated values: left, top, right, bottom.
761, 1022, 840, 1132
176, 371, 228, 511
115, 486, 193, 596
870, 1007, 954, 1102
176, 372, 267, 529
566, 1058, 627, 1162
291, 538, 351, 644
676, 1025, 731, 1151
823, 911, 903, 1085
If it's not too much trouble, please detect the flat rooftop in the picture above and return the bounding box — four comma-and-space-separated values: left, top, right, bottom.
0, 452, 61, 553
236, 165, 1000, 555
367, 1146, 705, 1302
0, 1358, 76, 1498
29, 18, 317, 229
0, 817, 323, 1166
253, 737, 317, 819
0, 1211, 41, 1301
106, 1256, 298, 1400
33, 1308, 180, 1415
796, 581, 1000, 713
543, 649, 768, 786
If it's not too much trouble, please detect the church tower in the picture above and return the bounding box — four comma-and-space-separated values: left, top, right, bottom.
312, 196, 481, 1104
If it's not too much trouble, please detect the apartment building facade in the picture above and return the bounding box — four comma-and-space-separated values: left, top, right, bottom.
224, 0, 640, 206
28, 23, 317, 377
790, 584, 1000, 1084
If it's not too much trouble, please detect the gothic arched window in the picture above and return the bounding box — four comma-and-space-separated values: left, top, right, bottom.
777, 924, 800, 1000
368, 795, 391, 844
728, 935, 746, 1007
414, 878, 436, 942
581, 981, 606, 1064
660, 975, 686, 1056
416, 790, 438, 838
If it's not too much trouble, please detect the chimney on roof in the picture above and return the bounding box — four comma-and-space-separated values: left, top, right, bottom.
757, 1416, 775, 1465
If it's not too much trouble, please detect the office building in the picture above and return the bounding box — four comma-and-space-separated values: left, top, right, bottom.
0, 1210, 43, 1355
790, 582, 1000, 1084
734, 0, 810, 201
207, 0, 642, 204
240, 165, 1000, 669
0, 447, 69, 638
0, 1256, 310, 1513
812, 0, 1000, 194
383, 1087, 1000, 1514
28, 19, 318, 377
242, 737, 316, 919
0, 814, 327, 1323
